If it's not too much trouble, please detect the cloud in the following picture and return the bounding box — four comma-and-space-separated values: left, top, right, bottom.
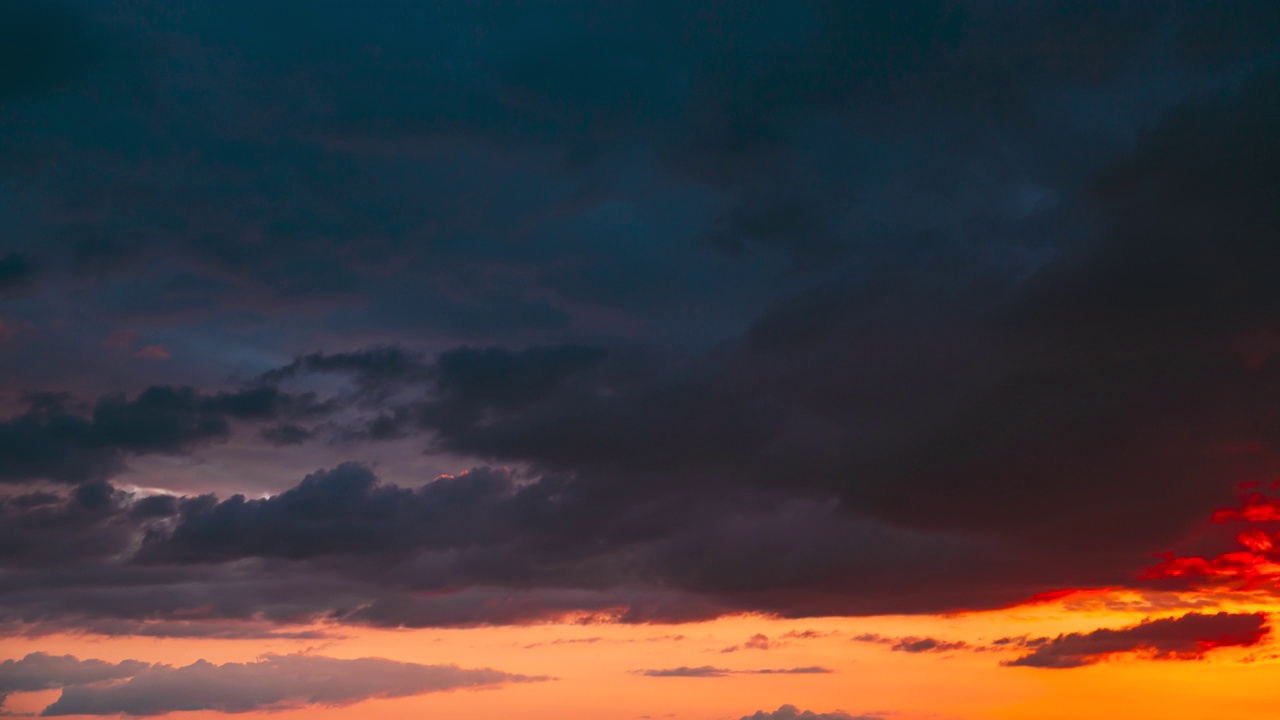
0, 653, 149, 701
259, 346, 431, 397
0, 1, 1279, 633
0, 462, 1152, 630
1003, 612, 1269, 669
135, 463, 521, 563
723, 633, 775, 652
638, 666, 832, 678
739, 704, 883, 720
5, 619, 340, 641
638, 666, 729, 678
0, 386, 330, 485
31, 653, 545, 716
853, 634, 969, 654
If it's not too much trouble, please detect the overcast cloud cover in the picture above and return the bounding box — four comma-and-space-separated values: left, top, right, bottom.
2, 0, 1280, 653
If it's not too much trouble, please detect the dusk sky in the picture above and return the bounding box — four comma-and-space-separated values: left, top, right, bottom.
2, 2, 1280, 719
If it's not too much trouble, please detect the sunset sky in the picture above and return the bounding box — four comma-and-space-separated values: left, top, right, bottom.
2, 2, 1280, 719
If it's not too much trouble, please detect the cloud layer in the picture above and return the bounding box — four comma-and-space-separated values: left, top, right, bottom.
0, 652, 543, 716
0, 0, 1278, 638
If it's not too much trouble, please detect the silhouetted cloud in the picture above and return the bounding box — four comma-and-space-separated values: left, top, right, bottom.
1003, 612, 1269, 668
739, 705, 883, 720
853, 633, 969, 654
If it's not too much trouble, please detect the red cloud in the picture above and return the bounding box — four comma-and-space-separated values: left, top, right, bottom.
1144, 489, 1280, 590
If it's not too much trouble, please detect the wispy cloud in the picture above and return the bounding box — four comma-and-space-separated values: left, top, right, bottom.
637, 666, 832, 678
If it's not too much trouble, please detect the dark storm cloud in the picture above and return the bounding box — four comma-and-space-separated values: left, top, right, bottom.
308, 65, 1280, 567
0, 0, 1278, 632
137, 463, 522, 563
0, 464, 1034, 629
0, 386, 330, 484
139, 463, 1022, 615
0, 482, 145, 566
4, 0, 1263, 345
15, 653, 543, 716
1003, 612, 1269, 669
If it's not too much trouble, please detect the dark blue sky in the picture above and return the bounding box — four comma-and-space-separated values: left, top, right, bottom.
1, 0, 1279, 631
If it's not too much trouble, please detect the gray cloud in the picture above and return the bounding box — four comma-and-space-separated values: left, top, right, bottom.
0, 653, 149, 701
0, 386, 330, 485
33, 653, 546, 716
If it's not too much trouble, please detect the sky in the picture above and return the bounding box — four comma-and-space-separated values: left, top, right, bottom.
1, 1, 1280, 718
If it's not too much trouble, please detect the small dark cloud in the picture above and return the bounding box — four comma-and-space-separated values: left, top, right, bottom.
724, 633, 774, 652
781, 630, 838, 641
639, 665, 728, 678
520, 637, 603, 650
1003, 612, 1269, 669
739, 704, 884, 720
32, 653, 546, 716
853, 633, 968, 654
890, 637, 968, 654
